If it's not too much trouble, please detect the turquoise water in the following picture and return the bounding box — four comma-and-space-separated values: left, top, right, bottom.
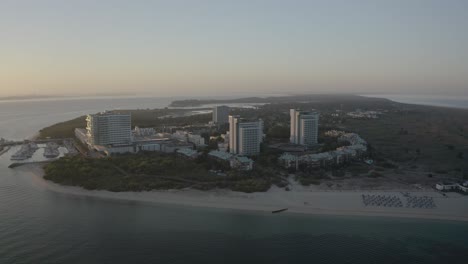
1, 97, 468, 263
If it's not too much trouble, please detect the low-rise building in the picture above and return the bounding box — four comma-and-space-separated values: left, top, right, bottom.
346, 110, 381, 119
269, 143, 308, 152
102, 145, 135, 155
279, 132, 368, 170
176, 148, 200, 159
208, 150, 254, 171
208, 150, 234, 161
339, 133, 367, 146
134, 126, 156, 137
187, 133, 206, 147
172, 130, 206, 147
230, 156, 254, 171
278, 153, 298, 169
436, 182, 468, 193
324, 130, 345, 137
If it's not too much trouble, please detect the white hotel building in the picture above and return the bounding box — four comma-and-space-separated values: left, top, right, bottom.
86, 112, 132, 147
229, 115, 263, 156
290, 109, 319, 146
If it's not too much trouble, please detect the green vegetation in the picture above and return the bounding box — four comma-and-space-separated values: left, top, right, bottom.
319, 135, 350, 152
43, 152, 285, 193
266, 125, 289, 139
295, 170, 327, 186
39, 116, 86, 139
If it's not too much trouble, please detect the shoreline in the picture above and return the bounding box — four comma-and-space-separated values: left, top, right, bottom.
361, 94, 468, 110
25, 164, 468, 222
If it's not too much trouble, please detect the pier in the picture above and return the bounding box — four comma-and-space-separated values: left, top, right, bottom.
0, 138, 69, 148
8, 160, 57, 169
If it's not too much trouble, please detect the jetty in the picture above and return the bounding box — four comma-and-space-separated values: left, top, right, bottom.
8, 160, 56, 169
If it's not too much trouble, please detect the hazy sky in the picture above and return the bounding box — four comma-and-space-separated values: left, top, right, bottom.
1, 0, 467, 97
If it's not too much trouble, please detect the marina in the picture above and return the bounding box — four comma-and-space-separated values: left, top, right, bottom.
0, 138, 79, 164
10, 142, 39, 161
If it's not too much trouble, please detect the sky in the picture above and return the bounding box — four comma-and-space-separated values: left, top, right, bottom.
1, 0, 467, 97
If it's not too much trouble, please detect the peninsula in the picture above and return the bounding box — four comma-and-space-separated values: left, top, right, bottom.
31, 94, 467, 195
3, 94, 465, 221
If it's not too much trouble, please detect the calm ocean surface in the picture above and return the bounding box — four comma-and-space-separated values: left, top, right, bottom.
1, 96, 468, 263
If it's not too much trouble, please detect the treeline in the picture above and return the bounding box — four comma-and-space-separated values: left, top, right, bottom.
43, 153, 285, 193
39, 116, 86, 139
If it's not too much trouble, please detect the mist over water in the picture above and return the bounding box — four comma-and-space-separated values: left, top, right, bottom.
1, 97, 468, 263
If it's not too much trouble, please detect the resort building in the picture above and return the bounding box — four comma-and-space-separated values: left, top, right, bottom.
229, 115, 263, 156
338, 133, 367, 146
290, 109, 319, 146
208, 150, 234, 161
187, 133, 206, 147
435, 182, 468, 193
176, 148, 200, 159
171, 130, 206, 147
134, 126, 156, 137
208, 150, 254, 171
230, 156, 254, 171
212, 105, 230, 125
86, 112, 132, 146
279, 131, 368, 171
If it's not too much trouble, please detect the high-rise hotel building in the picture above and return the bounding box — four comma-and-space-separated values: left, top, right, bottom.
229, 115, 263, 156
290, 109, 319, 146
212, 105, 230, 125
86, 112, 132, 146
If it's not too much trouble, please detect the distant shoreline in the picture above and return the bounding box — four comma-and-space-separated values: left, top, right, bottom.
26, 164, 468, 222
0, 94, 150, 103
361, 94, 468, 110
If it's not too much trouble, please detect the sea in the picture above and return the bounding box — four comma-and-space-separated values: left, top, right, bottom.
1, 96, 468, 264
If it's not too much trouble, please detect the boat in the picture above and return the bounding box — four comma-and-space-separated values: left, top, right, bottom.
43, 142, 60, 158
271, 208, 288, 214
10, 143, 38, 161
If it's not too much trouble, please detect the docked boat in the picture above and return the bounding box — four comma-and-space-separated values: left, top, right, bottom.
10, 143, 38, 161
43, 142, 60, 158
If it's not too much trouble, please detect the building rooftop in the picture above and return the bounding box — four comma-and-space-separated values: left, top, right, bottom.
176, 148, 199, 157
235, 156, 253, 163
269, 143, 308, 152
279, 153, 298, 161
208, 150, 234, 160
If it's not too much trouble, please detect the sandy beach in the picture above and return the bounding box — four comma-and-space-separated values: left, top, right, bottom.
26, 164, 468, 222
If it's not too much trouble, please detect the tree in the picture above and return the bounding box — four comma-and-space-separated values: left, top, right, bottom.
267, 125, 289, 139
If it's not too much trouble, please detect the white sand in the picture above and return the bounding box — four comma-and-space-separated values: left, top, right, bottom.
26, 165, 468, 221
